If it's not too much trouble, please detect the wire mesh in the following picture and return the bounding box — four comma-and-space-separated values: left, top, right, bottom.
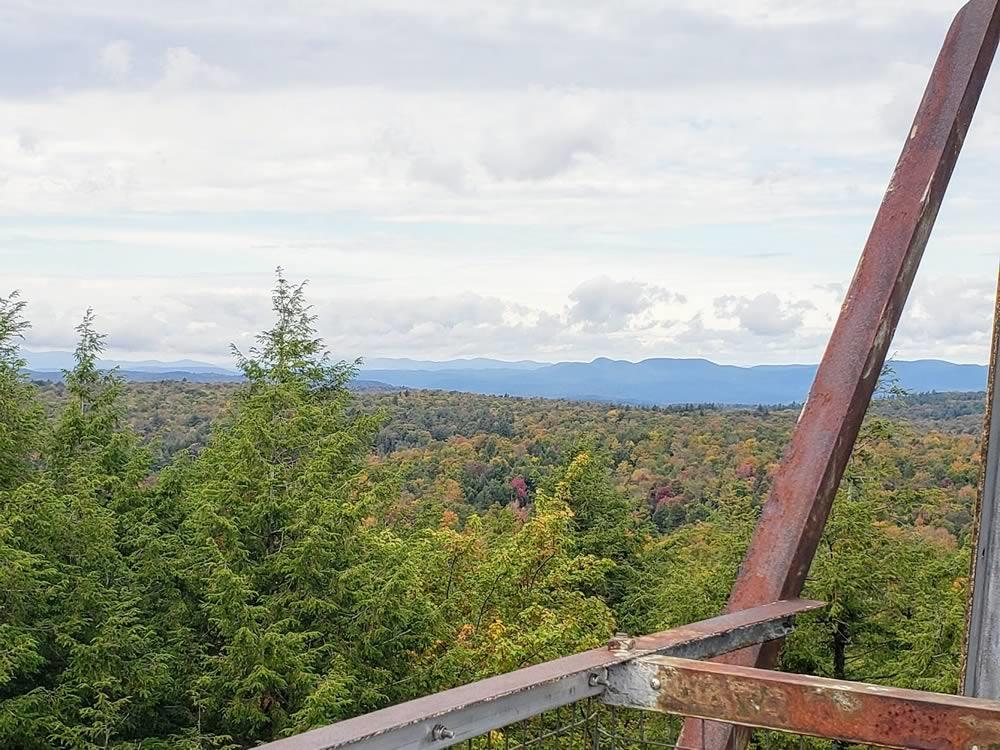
460, 700, 871, 750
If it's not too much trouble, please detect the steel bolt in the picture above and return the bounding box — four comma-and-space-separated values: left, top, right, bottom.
650, 677, 662, 690
589, 672, 609, 688
608, 632, 635, 651
431, 724, 455, 741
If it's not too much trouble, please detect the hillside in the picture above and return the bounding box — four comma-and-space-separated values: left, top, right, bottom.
6, 282, 979, 747
26, 349, 990, 405
33, 382, 984, 520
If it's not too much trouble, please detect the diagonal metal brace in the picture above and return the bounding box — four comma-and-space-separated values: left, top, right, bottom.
681, 2, 1000, 747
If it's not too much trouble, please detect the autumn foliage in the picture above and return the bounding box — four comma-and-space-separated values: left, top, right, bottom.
0, 275, 980, 747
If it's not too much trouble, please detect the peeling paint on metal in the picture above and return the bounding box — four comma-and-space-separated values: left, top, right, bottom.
648, 656, 1000, 750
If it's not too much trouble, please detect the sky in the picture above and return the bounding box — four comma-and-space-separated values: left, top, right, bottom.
3, 0, 1000, 366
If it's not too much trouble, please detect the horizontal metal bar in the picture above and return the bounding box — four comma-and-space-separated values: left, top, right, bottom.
609, 655, 1000, 750
257, 599, 823, 750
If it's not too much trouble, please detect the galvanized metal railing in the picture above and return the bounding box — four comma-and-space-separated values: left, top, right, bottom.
257, 597, 1000, 750
257, 601, 820, 750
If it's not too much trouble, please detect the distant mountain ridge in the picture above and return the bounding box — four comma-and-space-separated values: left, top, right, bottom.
357, 357, 988, 406
21, 350, 989, 406
22, 351, 543, 375
26, 369, 244, 384
361, 357, 546, 371
24, 350, 236, 375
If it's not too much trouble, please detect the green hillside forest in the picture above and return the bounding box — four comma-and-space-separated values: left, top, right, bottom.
0, 276, 982, 748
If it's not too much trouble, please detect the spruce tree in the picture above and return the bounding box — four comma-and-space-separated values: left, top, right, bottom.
177, 271, 434, 743
0, 291, 53, 746
0, 291, 43, 489
1, 309, 197, 749
554, 451, 652, 612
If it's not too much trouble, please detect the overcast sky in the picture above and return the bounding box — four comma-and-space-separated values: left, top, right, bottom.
4, 0, 1000, 366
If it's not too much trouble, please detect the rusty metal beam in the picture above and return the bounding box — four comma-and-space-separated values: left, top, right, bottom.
683, 1, 1000, 748
255, 599, 822, 750
617, 656, 1000, 750
963, 266, 1000, 699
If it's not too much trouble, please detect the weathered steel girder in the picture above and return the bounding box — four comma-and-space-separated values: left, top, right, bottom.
964, 270, 1000, 699
612, 656, 1000, 750
683, 1, 1000, 746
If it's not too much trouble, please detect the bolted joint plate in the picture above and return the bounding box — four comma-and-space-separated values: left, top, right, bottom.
603, 659, 663, 709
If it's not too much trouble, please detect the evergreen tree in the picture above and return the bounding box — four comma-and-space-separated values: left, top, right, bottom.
176, 271, 435, 743
0, 291, 43, 490
0, 291, 53, 745
0, 310, 198, 749
623, 490, 756, 634
552, 451, 652, 612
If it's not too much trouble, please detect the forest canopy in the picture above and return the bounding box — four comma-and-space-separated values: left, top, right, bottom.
0, 274, 977, 748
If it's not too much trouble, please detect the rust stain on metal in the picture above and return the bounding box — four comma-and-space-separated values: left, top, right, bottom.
681, 3, 1000, 747
656, 657, 1000, 750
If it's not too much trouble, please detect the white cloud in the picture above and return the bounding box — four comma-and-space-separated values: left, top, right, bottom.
0, 78, 933, 221
481, 126, 607, 181
4, 0, 999, 366
714, 292, 815, 337
98, 40, 132, 78
12, 267, 996, 366
15, 128, 39, 153
893, 276, 996, 361
160, 47, 238, 88
566, 277, 682, 332
407, 153, 468, 192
